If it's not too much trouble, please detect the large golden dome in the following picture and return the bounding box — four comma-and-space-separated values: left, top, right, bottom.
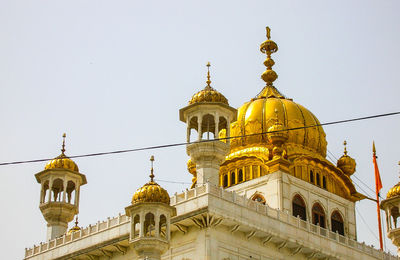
45, 134, 79, 172
230, 85, 327, 158
131, 156, 170, 205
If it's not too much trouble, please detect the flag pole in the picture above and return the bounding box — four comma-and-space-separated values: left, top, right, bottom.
373, 141, 384, 250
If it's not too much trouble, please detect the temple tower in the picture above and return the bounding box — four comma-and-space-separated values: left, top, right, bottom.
125, 156, 176, 260
381, 161, 400, 256
35, 134, 87, 240
180, 63, 237, 186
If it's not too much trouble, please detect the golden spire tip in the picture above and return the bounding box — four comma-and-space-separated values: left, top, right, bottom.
266, 26, 271, 40
343, 140, 348, 155
206, 62, 211, 87
150, 155, 155, 182
61, 133, 66, 154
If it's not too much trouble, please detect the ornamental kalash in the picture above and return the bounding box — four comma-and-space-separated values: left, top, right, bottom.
25, 28, 399, 260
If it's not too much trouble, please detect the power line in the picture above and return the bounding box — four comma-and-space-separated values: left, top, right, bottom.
0, 111, 399, 167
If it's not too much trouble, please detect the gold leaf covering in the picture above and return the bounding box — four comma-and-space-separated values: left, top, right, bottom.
45, 154, 79, 172
387, 183, 400, 199
131, 181, 170, 205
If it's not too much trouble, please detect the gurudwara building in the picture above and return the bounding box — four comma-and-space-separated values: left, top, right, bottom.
24, 28, 400, 260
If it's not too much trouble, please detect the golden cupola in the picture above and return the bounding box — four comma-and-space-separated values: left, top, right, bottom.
188, 62, 229, 105
386, 162, 400, 199
131, 156, 170, 205
337, 141, 356, 176
45, 133, 79, 172
229, 27, 327, 159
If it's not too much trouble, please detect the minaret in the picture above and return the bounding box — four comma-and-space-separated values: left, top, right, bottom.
125, 156, 176, 260
35, 134, 87, 240
381, 161, 400, 256
179, 63, 237, 186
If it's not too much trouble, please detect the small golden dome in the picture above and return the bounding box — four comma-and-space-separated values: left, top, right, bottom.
188, 62, 229, 105
67, 217, 81, 235
45, 134, 79, 172
337, 141, 356, 175
131, 156, 170, 205
387, 183, 400, 199
386, 162, 400, 199
187, 159, 196, 176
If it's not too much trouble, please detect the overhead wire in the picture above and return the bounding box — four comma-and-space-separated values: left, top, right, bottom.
0, 111, 399, 167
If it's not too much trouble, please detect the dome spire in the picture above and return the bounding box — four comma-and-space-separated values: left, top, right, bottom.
61, 133, 66, 155
260, 26, 278, 86
150, 155, 155, 182
206, 62, 212, 88
343, 140, 348, 156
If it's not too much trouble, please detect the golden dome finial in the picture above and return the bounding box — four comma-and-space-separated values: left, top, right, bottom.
260, 26, 278, 86
343, 140, 348, 156
61, 133, 66, 155
206, 62, 212, 87
150, 155, 155, 182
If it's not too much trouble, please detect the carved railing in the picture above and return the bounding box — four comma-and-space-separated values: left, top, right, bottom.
25, 214, 129, 258
170, 183, 397, 260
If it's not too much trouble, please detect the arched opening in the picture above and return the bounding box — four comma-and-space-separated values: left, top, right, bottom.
251, 193, 266, 205
316, 173, 321, 186
201, 114, 215, 140
390, 207, 399, 229
66, 181, 76, 204
52, 178, 64, 202
331, 210, 344, 235
292, 194, 307, 221
42, 180, 49, 203
223, 174, 228, 187
159, 214, 167, 239
322, 176, 327, 189
133, 215, 140, 238
144, 213, 155, 237
309, 170, 314, 184
312, 203, 326, 228
230, 171, 236, 186
238, 169, 243, 183
189, 117, 198, 142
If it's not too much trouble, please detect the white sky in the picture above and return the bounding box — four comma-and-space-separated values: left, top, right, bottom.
1, 0, 400, 258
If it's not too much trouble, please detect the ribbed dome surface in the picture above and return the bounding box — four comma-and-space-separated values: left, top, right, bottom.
45, 154, 79, 172
229, 86, 327, 157
189, 86, 228, 105
132, 181, 170, 205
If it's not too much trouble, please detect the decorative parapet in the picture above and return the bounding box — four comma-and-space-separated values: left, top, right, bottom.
170, 183, 397, 260
24, 214, 129, 258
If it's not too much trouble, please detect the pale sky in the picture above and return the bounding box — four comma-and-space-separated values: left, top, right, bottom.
1, 0, 400, 258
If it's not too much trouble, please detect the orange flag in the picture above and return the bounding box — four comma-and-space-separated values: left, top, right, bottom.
373, 141, 383, 195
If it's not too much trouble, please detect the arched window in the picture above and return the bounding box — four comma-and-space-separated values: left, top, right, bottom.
133, 215, 140, 238
251, 193, 266, 205
312, 203, 326, 228
316, 173, 321, 186
42, 180, 49, 203
331, 211, 344, 235
292, 195, 307, 221
144, 213, 155, 237
238, 169, 243, 183
66, 181, 76, 204
322, 176, 327, 189
309, 170, 314, 184
52, 178, 64, 202
230, 171, 236, 185
391, 207, 400, 229
159, 215, 167, 239
223, 174, 228, 187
